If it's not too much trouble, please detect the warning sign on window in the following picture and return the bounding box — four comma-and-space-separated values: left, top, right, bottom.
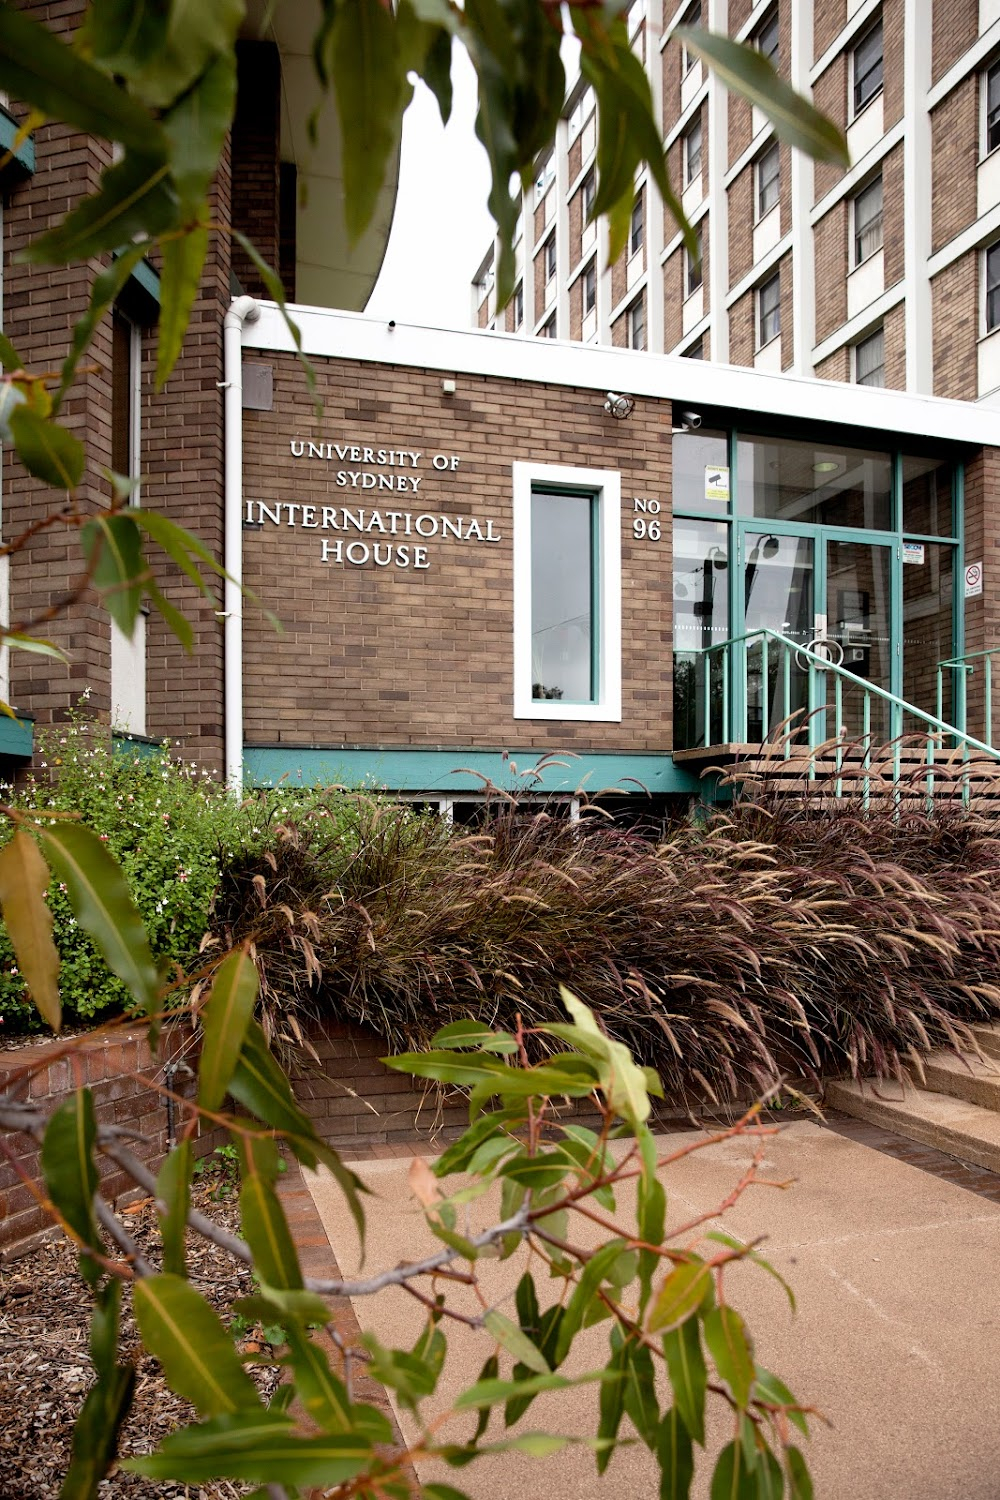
965, 561, 984, 598
705, 465, 730, 502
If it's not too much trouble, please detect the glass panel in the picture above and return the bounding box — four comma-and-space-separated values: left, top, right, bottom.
853, 20, 883, 112
531, 490, 594, 703
854, 177, 883, 264
826, 540, 892, 741
902, 542, 954, 726
673, 518, 729, 749
744, 532, 814, 742
737, 434, 892, 529
855, 329, 884, 387
901, 455, 953, 536
672, 428, 729, 510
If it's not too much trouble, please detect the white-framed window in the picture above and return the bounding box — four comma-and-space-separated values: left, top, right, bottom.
513, 210, 523, 246
681, 0, 701, 74
534, 154, 554, 203
582, 169, 597, 221
544, 234, 556, 283
583, 260, 597, 313
852, 17, 883, 116
513, 461, 622, 722
513, 282, 524, 329
685, 226, 703, 298
110, 303, 146, 734
757, 271, 780, 347
683, 116, 702, 184
755, 142, 780, 220
630, 193, 644, 256
854, 326, 885, 386
628, 296, 645, 350
567, 86, 595, 144
852, 175, 883, 265
755, 7, 779, 66
683, 336, 704, 359
540, 314, 557, 338
984, 60, 1000, 156
985, 240, 1000, 332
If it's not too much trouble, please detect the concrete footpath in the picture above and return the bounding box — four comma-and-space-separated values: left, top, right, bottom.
301, 1120, 1000, 1499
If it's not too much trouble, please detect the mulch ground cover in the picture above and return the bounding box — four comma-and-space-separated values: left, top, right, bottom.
0, 1159, 282, 1498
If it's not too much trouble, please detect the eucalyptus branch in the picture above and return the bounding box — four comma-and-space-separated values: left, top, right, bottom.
94, 1195, 154, 1278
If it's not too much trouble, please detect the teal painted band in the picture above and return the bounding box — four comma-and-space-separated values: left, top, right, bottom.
129, 256, 160, 305
243, 745, 703, 796
0, 106, 34, 174
0, 715, 33, 759
113, 732, 166, 761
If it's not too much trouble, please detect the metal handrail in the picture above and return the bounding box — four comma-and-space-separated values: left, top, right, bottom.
937, 646, 1000, 748
682, 628, 1000, 805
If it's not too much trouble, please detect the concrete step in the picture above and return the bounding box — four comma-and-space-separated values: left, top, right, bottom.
969, 1025, 1000, 1062
827, 1077, 1000, 1173
920, 1051, 1000, 1110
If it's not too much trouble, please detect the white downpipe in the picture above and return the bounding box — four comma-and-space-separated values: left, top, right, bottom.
222, 295, 260, 796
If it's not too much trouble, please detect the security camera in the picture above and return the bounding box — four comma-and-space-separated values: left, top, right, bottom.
604, 391, 635, 419
681, 410, 702, 429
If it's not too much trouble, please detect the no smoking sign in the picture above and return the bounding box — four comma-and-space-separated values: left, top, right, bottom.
965, 561, 984, 598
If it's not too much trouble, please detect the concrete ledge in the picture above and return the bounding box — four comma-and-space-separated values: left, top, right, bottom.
826, 1077, 1000, 1173
921, 1052, 1000, 1111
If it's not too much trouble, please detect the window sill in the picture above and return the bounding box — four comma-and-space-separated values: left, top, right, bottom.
849, 86, 884, 126
514, 701, 623, 723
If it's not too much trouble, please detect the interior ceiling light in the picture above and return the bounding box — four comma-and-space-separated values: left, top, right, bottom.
813, 459, 840, 475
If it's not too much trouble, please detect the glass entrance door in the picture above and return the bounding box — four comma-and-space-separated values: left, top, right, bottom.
824, 536, 894, 741
738, 527, 896, 746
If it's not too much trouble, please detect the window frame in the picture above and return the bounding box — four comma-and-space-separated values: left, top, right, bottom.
681, 1, 701, 75
582, 169, 597, 222
852, 17, 883, 117
630, 194, 644, 257
852, 175, 884, 267
628, 296, 645, 350
685, 228, 703, 299
985, 60, 1000, 157
854, 326, 886, 387
757, 272, 781, 348
544, 234, 557, 283
512, 461, 622, 722
985, 240, 1000, 333
754, 7, 779, 66
540, 314, 557, 338
683, 115, 703, 185
513, 282, 524, 330
582, 260, 597, 315
755, 141, 780, 221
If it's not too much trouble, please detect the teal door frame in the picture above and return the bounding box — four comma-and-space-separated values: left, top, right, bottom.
731, 519, 902, 739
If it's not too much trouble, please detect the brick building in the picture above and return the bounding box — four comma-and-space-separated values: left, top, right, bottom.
472, 0, 1000, 408
4, 1, 1000, 816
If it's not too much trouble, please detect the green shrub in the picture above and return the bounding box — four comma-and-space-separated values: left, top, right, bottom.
214, 784, 1000, 1102
0, 714, 242, 1029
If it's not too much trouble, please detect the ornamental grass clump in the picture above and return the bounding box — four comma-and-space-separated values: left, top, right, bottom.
217, 783, 1000, 1104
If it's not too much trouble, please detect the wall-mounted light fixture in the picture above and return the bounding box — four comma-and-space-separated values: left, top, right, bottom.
604, 391, 635, 419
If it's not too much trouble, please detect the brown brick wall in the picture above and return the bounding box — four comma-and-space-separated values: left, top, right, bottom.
570, 183, 585, 268
477, 299, 490, 330
931, 76, 978, 252
0, 1026, 223, 1255
728, 165, 754, 289
241, 356, 676, 754
780, 252, 794, 370
932, 252, 978, 399
884, 301, 907, 388
570, 266, 584, 341
932, 0, 978, 84
662, 20, 684, 136
231, 41, 282, 298
883, 0, 905, 130
814, 200, 849, 341
882, 143, 905, 287
143, 143, 233, 767
728, 0, 755, 33
816, 346, 851, 381
612, 308, 628, 348
813, 55, 848, 203
3, 5, 118, 729
569, 136, 582, 187
815, 0, 847, 61
664, 246, 685, 350
729, 94, 754, 167
729, 288, 756, 366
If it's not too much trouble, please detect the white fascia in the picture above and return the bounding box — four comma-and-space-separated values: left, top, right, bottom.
511, 461, 621, 722
242, 304, 1000, 446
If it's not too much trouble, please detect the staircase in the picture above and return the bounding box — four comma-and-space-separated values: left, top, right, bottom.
675, 630, 1000, 809
827, 1027, 1000, 1173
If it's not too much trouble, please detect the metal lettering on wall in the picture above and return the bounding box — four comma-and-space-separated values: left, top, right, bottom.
243, 441, 502, 571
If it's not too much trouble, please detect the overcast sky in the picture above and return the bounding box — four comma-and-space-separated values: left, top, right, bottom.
365, 52, 494, 332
